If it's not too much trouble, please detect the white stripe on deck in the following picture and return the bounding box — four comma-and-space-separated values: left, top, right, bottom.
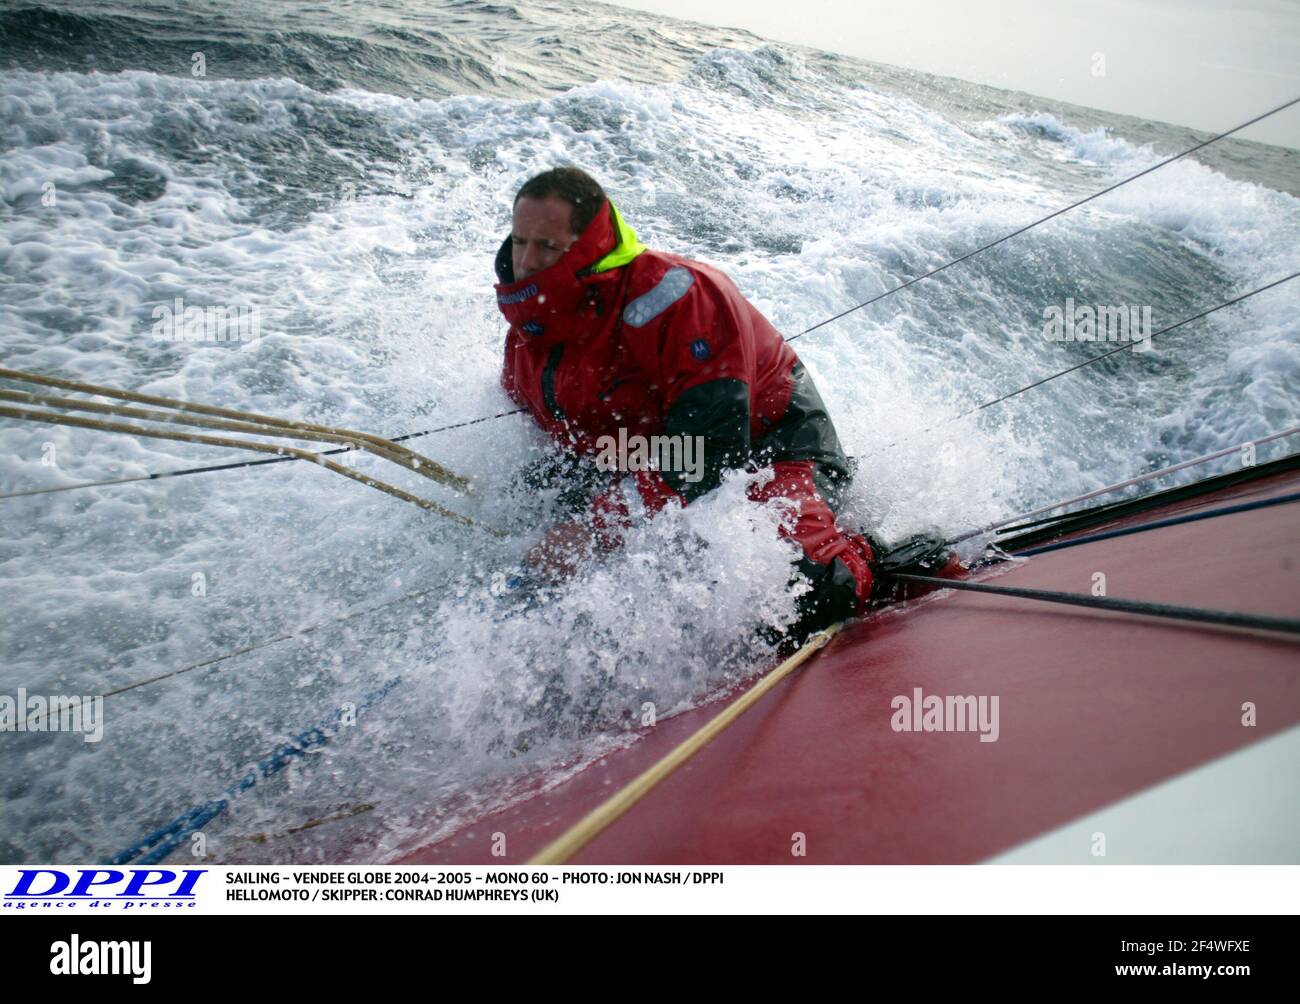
985, 723, 1300, 864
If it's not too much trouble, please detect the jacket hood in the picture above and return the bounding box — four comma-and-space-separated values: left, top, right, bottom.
494, 198, 646, 347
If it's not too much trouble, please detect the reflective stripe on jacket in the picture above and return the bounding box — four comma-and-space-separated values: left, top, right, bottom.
495, 198, 850, 523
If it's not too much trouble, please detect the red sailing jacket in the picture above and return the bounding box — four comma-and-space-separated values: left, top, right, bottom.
495, 198, 849, 540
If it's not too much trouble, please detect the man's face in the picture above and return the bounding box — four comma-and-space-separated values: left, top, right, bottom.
511, 195, 578, 282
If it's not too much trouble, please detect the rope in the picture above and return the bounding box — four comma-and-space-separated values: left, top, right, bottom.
0, 386, 449, 487
526, 624, 842, 865
0, 366, 470, 492
892, 574, 1300, 637
1009, 490, 1300, 556
0, 407, 531, 501
14, 582, 445, 729
863, 271, 1300, 459
220, 803, 377, 852
786, 95, 1300, 342
10, 267, 1289, 503
13, 100, 1300, 863
9, 97, 1295, 500
0, 442, 362, 500
21, 568, 531, 731
110, 621, 842, 865
0, 404, 503, 534
20, 566, 535, 730
106, 677, 402, 865
395, 407, 527, 443
944, 426, 1300, 546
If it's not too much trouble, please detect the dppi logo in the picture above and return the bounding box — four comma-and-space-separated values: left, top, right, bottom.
4, 869, 205, 910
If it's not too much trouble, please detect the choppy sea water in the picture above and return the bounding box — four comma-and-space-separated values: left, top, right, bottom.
1, 0, 1297, 863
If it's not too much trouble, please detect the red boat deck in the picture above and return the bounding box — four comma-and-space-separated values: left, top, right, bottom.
398, 465, 1300, 864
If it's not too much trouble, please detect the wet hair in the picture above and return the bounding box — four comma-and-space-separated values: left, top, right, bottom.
513, 167, 607, 236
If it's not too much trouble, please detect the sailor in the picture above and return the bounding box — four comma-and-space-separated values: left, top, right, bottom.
494, 166, 937, 644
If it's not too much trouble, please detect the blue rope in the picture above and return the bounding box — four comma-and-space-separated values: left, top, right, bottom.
105, 566, 543, 865
107, 676, 402, 865
1012, 491, 1300, 556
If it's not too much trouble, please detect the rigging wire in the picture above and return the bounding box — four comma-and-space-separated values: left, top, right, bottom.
5, 86, 1295, 866
861, 270, 1300, 459
943, 425, 1300, 547
1008, 490, 1300, 557
784, 94, 1300, 342
892, 573, 1300, 637
6, 96, 1295, 500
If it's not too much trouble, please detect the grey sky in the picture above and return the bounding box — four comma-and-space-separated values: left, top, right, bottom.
603, 0, 1300, 149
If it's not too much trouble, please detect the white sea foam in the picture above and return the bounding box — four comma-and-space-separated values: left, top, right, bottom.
1, 49, 1297, 862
